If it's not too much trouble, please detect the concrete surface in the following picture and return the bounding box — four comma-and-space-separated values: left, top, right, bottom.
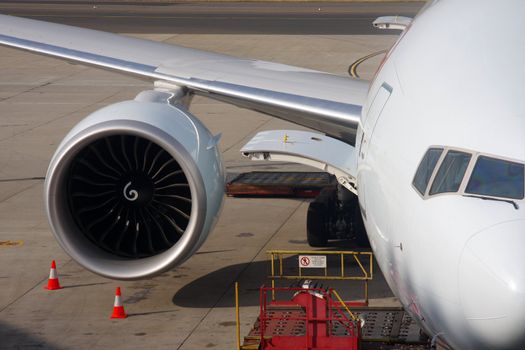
0, 4, 401, 349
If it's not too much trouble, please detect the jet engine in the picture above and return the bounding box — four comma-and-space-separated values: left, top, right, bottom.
44, 90, 225, 280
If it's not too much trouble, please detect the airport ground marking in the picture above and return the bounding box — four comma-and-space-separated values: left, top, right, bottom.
0, 240, 23, 248
348, 49, 387, 78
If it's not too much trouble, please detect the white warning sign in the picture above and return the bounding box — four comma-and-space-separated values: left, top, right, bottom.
298, 255, 327, 268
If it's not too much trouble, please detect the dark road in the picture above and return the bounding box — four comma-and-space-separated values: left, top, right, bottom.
0, 2, 423, 34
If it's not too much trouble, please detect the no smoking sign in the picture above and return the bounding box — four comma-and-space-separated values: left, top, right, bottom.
298, 255, 327, 268
300, 256, 310, 266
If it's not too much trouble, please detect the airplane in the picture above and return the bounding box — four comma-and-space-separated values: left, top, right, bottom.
0, 0, 524, 349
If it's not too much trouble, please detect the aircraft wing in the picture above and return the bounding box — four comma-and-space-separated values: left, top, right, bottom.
0, 14, 367, 143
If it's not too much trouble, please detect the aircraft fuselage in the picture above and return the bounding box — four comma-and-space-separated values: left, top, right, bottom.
356, 1, 525, 349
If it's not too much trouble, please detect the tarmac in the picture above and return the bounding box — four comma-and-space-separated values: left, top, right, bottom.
0, 2, 417, 349
0, 2, 423, 33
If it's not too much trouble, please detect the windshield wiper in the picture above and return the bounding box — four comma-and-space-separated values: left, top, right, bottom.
463, 194, 519, 210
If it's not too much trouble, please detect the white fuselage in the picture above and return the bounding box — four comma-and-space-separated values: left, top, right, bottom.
356, 1, 525, 349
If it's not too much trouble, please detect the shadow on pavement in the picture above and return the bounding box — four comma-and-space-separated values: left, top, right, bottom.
0, 321, 62, 349
173, 244, 393, 308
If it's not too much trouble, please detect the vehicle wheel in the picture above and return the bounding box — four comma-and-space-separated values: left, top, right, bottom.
307, 202, 328, 247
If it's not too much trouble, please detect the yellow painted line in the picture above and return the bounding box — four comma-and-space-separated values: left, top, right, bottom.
348, 49, 387, 78
0, 240, 24, 248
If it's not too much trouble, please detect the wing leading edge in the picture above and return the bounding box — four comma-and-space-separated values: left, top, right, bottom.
0, 14, 367, 143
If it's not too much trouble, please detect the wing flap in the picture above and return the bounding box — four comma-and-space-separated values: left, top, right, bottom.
0, 14, 367, 143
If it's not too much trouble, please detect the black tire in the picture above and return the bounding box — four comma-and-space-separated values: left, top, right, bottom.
306, 201, 328, 247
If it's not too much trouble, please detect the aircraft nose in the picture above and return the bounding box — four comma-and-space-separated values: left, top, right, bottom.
459, 220, 525, 349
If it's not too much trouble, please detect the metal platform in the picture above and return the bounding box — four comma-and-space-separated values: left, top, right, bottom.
226, 172, 335, 198
243, 287, 360, 350
242, 305, 430, 350
354, 306, 430, 349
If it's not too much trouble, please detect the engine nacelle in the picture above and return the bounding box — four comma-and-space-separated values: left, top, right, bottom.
44, 90, 225, 280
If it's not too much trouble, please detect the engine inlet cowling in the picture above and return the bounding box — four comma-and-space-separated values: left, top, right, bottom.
45, 91, 225, 280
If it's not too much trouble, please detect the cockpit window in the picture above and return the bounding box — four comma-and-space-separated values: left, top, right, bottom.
413, 146, 525, 202
413, 148, 443, 195
465, 156, 524, 199
429, 151, 471, 195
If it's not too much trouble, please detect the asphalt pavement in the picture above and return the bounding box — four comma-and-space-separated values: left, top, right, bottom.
0, 2, 423, 33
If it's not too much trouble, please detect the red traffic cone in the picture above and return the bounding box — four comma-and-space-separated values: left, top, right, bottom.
110, 287, 127, 319
45, 260, 62, 290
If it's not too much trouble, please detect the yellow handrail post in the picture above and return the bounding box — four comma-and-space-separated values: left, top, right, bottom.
235, 282, 241, 350
370, 253, 374, 279
340, 253, 344, 277
332, 289, 357, 321
271, 253, 276, 301
365, 280, 369, 305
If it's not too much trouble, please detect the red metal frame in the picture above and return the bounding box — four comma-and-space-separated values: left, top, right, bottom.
258, 286, 360, 350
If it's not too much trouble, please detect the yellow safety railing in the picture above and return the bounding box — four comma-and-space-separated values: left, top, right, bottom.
267, 250, 373, 303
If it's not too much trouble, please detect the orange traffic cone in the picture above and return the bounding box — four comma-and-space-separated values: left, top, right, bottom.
45, 260, 62, 290
110, 287, 127, 319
